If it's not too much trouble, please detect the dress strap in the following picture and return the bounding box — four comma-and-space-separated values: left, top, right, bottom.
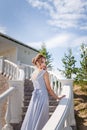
41, 70, 47, 76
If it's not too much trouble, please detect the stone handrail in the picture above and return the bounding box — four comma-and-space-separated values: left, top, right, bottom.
42, 71, 76, 130
0, 57, 25, 130
0, 87, 15, 103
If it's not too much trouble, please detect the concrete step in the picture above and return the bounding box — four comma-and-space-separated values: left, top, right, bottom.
23, 100, 58, 106
22, 105, 57, 113
24, 87, 34, 92
24, 95, 32, 101
22, 111, 53, 121
21, 79, 58, 130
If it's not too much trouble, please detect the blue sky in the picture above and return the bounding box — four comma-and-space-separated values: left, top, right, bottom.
0, 0, 87, 70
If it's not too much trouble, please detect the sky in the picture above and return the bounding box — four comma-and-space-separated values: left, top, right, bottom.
0, 0, 87, 70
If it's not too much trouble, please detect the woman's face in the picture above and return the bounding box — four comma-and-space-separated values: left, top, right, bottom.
37, 58, 47, 70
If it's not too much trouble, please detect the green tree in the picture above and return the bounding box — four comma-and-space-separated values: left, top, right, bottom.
77, 43, 87, 81
61, 48, 77, 78
39, 43, 53, 69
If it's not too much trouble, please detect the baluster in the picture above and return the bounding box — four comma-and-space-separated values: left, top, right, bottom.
9, 64, 11, 79
4, 62, 6, 76
14, 67, 17, 80
55, 79, 57, 93
6, 63, 8, 77
57, 80, 61, 96
6, 62, 8, 77
7, 63, 10, 78
0, 56, 4, 74
2, 97, 13, 130
15, 67, 17, 80
30, 67, 35, 74
15, 67, 20, 79
11, 66, 14, 80
53, 77, 57, 94
9, 65, 12, 80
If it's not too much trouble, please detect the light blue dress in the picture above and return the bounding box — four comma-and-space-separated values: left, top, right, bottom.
21, 70, 49, 130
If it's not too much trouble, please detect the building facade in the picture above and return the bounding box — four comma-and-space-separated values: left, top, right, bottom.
0, 33, 38, 65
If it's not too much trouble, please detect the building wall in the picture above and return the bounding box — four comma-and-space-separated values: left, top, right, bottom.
0, 47, 17, 63
0, 34, 38, 65
17, 45, 38, 65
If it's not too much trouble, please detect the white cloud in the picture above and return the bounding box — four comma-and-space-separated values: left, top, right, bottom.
27, 33, 87, 49
27, 41, 42, 49
72, 36, 87, 46
27, 0, 87, 29
0, 26, 7, 34
45, 33, 87, 48
45, 33, 72, 48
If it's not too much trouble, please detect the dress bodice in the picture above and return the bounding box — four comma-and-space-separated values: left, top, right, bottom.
31, 69, 47, 93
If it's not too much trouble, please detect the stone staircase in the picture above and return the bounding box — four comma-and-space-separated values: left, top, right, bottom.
22, 79, 58, 123
0, 75, 59, 130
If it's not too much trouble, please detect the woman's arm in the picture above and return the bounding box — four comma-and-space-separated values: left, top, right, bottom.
44, 71, 65, 101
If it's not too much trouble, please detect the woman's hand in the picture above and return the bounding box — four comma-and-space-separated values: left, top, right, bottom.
56, 95, 66, 101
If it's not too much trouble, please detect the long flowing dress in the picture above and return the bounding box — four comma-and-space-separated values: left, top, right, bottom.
21, 69, 49, 130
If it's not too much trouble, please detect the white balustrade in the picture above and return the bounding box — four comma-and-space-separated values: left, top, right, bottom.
0, 87, 15, 130
42, 71, 76, 130
0, 57, 76, 130
0, 57, 25, 130
0, 56, 4, 74
48, 71, 62, 96
18, 63, 35, 79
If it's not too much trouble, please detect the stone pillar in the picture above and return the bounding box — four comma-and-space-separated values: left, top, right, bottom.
2, 98, 13, 130
60, 79, 76, 127
2, 80, 24, 130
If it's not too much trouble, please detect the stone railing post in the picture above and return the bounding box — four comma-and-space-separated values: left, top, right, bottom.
60, 79, 76, 128
0, 56, 4, 74
2, 80, 24, 130
2, 97, 13, 130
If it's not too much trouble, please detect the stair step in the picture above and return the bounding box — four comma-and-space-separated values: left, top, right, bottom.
24, 94, 57, 100
24, 92, 32, 96
23, 100, 58, 106
20, 79, 58, 130
24, 96, 32, 101
24, 87, 34, 91
49, 106, 57, 112
22, 105, 56, 113
49, 112, 53, 118
22, 111, 55, 121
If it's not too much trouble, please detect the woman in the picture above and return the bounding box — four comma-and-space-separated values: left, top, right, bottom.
21, 53, 65, 130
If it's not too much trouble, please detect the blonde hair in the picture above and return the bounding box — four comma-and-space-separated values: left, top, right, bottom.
32, 53, 45, 66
